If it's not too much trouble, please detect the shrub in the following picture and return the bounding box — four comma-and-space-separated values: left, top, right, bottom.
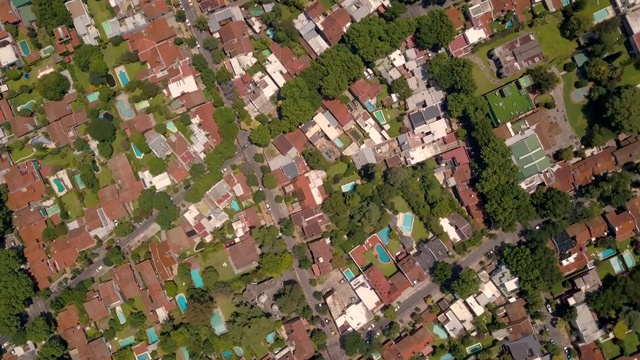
576, 78, 588, 88
563, 62, 577, 72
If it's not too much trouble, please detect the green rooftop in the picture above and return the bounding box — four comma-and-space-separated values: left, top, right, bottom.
509, 132, 550, 179
11, 0, 31, 8
17, 4, 35, 24
486, 81, 535, 126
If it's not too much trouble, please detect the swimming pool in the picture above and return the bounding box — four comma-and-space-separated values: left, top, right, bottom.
74, 174, 86, 190
334, 138, 345, 148
372, 110, 386, 125
210, 309, 228, 335
40, 45, 54, 57
432, 324, 448, 339
599, 248, 616, 260
234, 347, 244, 356
466, 343, 482, 354
53, 178, 66, 193
18, 40, 30, 56
230, 200, 241, 211
377, 227, 391, 245
343, 268, 355, 281
266, 332, 276, 344
593, 8, 610, 23
440, 354, 454, 360
46, 205, 60, 216
119, 336, 135, 348
132, 144, 144, 159
375, 244, 391, 263
191, 269, 204, 288
180, 347, 190, 360
266, 28, 275, 39
136, 354, 150, 360
401, 212, 415, 234
506, 19, 514, 28
221, 350, 233, 359
611, 256, 625, 274
365, 101, 376, 111
116, 306, 127, 324
166, 121, 178, 133
341, 182, 356, 192
118, 68, 130, 86
135, 100, 150, 111
101, 20, 113, 36
17, 100, 36, 112
116, 99, 135, 120
623, 250, 636, 269
146, 328, 158, 344
561, 0, 570, 5
87, 92, 99, 103
176, 294, 188, 312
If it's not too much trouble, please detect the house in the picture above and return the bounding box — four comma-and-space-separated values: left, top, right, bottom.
566, 222, 591, 245
0, 0, 20, 24
65, 0, 100, 45
572, 269, 601, 293
605, 210, 636, 242
572, 303, 606, 344
108, 154, 143, 205
308, 238, 333, 276
586, 216, 608, 239
363, 266, 410, 304
491, 265, 520, 297
285, 171, 327, 210
145, 131, 172, 158
323, 99, 352, 126
446, 7, 466, 30
207, 6, 243, 33
136, 259, 172, 314
505, 335, 542, 360
269, 42, 307, 77
83, 297, 109, 322
46, 110, 89, 147
409, 106, 445, 134
441, 213, 473, 243
614, 136, 640, 165
504, 299, 534, 341
284, 318, 315, 360
167, 131, 196, 167
200, 0, 227, 12
150, 240, 178, 281
318, 8, 351, 45
0, 40, 20, 68
381, 326, 435, 360
350, 78, 383, 106
98, 280, 123, 308
397, 254, 427, 285
11, 0, 35, 24
218, 21, 254, 58
226, 236, 260, 273
290, 207, 329, 238
112, 263, 140, 299
140, 0, 169, 20
56, 306, 80, 333
571, 148, 616, 187
579, 342, 605, 360
626, 195, 640, 232
489, 34, 544, 77
5, 162, 45, 211
121, 113, 153, 136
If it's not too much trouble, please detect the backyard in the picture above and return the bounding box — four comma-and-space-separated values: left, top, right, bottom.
561, 71, 588, 139
363, 248, 398, 277
198, 249, 238, 282
392, 196, 431, 241
87, 0, 115, 40
61, 192, 84, 220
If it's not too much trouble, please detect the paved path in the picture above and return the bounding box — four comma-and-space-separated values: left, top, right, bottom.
548, 67, 581, 150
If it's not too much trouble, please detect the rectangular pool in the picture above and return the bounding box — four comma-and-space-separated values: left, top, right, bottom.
18, 40, 30, 55
343, 268, 356, 281
119, 336, 135, 348
341, 182, 356, 192
599, 248, 616, 260
176, 294, 188, 312
87, 92, 99, 103
611, 256, 625, 274
191, 269, 204, 288
230, 200, 241, 211
593, 8, 610, 23
373, 110, 386, 125
623, 250, 636, 269
210, 309, 228, 335
334, 138, 344, 148
146, 328, 158, 344
401, 212, 415, 234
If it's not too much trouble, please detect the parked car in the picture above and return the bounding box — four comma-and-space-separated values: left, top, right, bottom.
546, 303, 553, 314
96, 265, 104, 272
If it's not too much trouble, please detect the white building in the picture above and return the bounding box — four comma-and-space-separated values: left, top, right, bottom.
168, 75, 199, 99
0, 41, 20, 68
139, 170, 172, 191
449, 300, 475, 332
66, 0, 100, 45
572, 303, 606, 344
313, 111, 344, 141
351, 275, 382, 311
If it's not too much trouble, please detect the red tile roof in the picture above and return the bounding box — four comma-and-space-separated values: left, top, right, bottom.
269, 42, 307, 77
150, 240, 177, 281
0, 98, 14, 122
580, 342, 605, 360
121, 113, 153, 135
56, 306, 80, 332
586, 216, 608, 239
395, 326, 434, 359
127, 17, 176, 54
571, 148, 616, 187
219, 21, 254, 57
305, 1, 326, 20
284, 318, 315, 360
226, 236, 259, 272
24, 244, 55, 289
322, 99, 352, 126
141, 0, 169, 19
167, 159, 189, 183
397, 254, 427, 284
192, 102, 221, 146
566, 223, 591, 245
10, 115, 37, 138
167, 132, 196, 166
0, 0, 19, 23
136, 259, 171, 312
98, 280, 122, 307
44, 98, 73, 121
83, 297, 109, 322
50, 238, 80, 271
605, 211, 636, 241
364, 266, 410, 304
199, 0, 227, 12
112, 263, 140, 299
177, 90, 206, 110
81, 338, 111, 360
350, 78, 383, 104
319, 8, 351, 46
18, 217, 47, 247
108, 154, 142, 204
166, 223, 194, 254
60, 326, 87, 351
439, 146, 470, 166
308, 239, 332, 275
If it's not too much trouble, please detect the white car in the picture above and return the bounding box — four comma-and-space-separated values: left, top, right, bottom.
546, 303, 553, 313
266, 203, 271, 210
96, 265, 104, 272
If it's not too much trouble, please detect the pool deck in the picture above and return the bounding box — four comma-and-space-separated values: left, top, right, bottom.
349, 234, 386, 268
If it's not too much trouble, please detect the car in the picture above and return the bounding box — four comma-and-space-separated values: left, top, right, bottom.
320, 321, 325, 327
222, 167, 228, 172
96, 265, 104, 272
184, 184, 192, 190
368, 324, 375, 330
375, 331, 381, 337
394, 305, 400, 311
546, 303, 553, 314
106, 245, 113, 250
266, 203, 271, 210
243, 143, 250, 149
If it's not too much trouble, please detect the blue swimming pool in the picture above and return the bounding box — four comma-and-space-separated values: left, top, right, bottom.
600, 248, 616, 260
505, 19, 514, 28
180, 347, 190, 360
377, 227, 391, 245
166, 121, 178, 133
561, 0, 570, 5
611, 256, 625, 274
341, 182, 356, 192
119, 336, 135, 348
432, 324, 448, 339
132, 144, 144, 159
53, 178, 65, 193
116, 306, 127, 324
136, 354, 150, 360
266, 332, 276, 344
146, 328, 158, 344
87, 92, 99, 103
467, 343, 482, 354
401, 213, 415, 234
373, 110, 386, 125
234, 347, 243, 356
191, 269, 204, 288
375, 244, 391, 263
177, 294, 188, 312
334, 138, 344, 148
118, 69, 130, 86
210, 309, 228, 335
593, 8, 610, 23
343, 268, 355, 281
623, 250, 636, 269
230, 200, 241, 211
116, 99, 135, 120
18, 40, 30, 55
222, 350, 233, 359
441, 354, 454, 360
365, 101, 376, 111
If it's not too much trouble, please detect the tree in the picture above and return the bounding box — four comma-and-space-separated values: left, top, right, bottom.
147, 156, 168, 176
5, 69, 22, 81
26, 315, 55, 343
311, 329, 327, 349
562, 13, 592, 39
114, 221, 134, 237
37, 340, 69, 360
129, 131, 150, 153
129, 311, 146, 329
176, 9, 186, 22
391, 77, 413, 100
97, 142, 113, 158
33, 0, 72, 31
613, 320, 628, 340
36, 72, 70, 101
87, 118, 116, 143
415, 10, 456, 50
98, 86, 116, 103
189, 163, 206, 178
383, 305, 397, 320
340, 332, 366, 356
74, 138, 90, 152
526, 66, 558, 94
201, 266, 219, 288
585, 58, 618, 84
451, 268, 480, 298
596, 236, 616, 249
432, 262, 453, 285
194, 15, 209, 31
74, 45, 103, 72
382, 1, 407, 20
344, 17, 394, 64
302, 149, 330, 171
254, 190, 266, 203
280, 218, 295, 236
262, 173, 278, 189
531, 187, 573, 220
203, 36, 219, 52
260, 252, 293, 276
606, 86, 640, 134
383, 321, 401, 338
104, 246, 126, 267
250, 125, 272, 147
427, 54, 476, 94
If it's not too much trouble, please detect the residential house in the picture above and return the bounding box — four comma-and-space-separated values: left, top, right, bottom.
308, 238, 333, 276
489, 34, 544, 77
226, 236, 260, 274
504, 299, 534, 341
441, 213, 473, 244
140, 0, 169, 20
65, 0, 100, 45
579, 342, 605, 360
284, 170, 327, 210
571, 148, 616, 187
108, 154, 143, 205
571, 303, 606, 344
290, 207, 329, 238
505, 335, 542, 360
219, 21, 254, 58
318, 8, 351, 46
572, 269, 601, 293
605, 210, 636, 242
46, 110, 89, 147
626, 195, 640, 232
98, 280, 123, 308
586, 216, 608, 240
397, 254, 427, 285
284, 318, 315, 360
207, 6, 243, 34
0, 40, 20, 68
200, 0, 227, 13
12, 0, 35, 25
0, 0, 20, 24
614, 135, 640, 165
491, 265, 520, 297
120, 113, 153, 136
350, 78, 383, 107
625, 10, 640, 58
112, 263, 141, 300
150, 240, 178, 281
341, 0, 384, 22
269, 42, 308, 78
191, 102, 221, 147
363, 266, 410, 304
136, 259, 173, 317
83, 297, 109, 323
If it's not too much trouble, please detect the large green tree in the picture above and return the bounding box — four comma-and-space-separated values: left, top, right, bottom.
36, 72, 70, 101
340, 332, 367, 356
26, 315, 55, 343
531, 187, 574, 221
605, 86, 640, 134
526, 66, 558, 94
33, 0, 72, 31
0, 249, 35, 335
415, 10, 456, 50
86, 118, 116, 143
427, 54, 476, 95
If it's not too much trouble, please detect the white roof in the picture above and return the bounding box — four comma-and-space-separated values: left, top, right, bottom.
465, 296, 485, 316
572, 303, 606, 343
313, 112, 343, 141
406, 143, 440, 165
168, 75, 198, 99
464, 27, 487, 44
440, 217, 462, 244
626, 9, 640, 34
389, 50, 405, 67
443, 310, 465, 338
344, 302, 374, 330
139, 170, 172, 191
351, 275, 381, 311
0, 43, 18, 67
265, 53, 288, 88
476, 281, 501, 306
449, 300, 475, 331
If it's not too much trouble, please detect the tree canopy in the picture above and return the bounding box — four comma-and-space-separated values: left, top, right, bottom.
33, 0, 72, 31
86, 118, 116, 143
340, 332, 367, 356
605, 86, 640, 134
415, 10, 456, 50
36, 72, 70, 101
531, 187, 574, 221
0, 248, 35, 335
526, 66, 559, 94
427, 54, 476, 95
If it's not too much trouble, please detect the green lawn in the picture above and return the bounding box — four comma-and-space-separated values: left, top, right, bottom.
385, 235, 403, 256
485, 82, 535, 125
124, 62, 148, 81
83, 189, 100, 208
246, 336, 270, 359
624, 332, 640, 355
103, 42, 131, 70
363, 248, 398, 277
87, 0, 114, 40
61, 192, 84, 220
392, 196, 430, 241
581, 0, 610, 17
216, 293, 237, 318
532, 14, 577, 66
319, 0, 333, 10
97, 165, 115, 188
41, 148, 76, 167
198, 250, 238, 281
327, 161, 347, 178
561, 71, 587, 139
596, 259, 615, 279
10, 144, 35, 163
601, 339, 622, 359
9, 91, 43, 114
338, 133, 352, 148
